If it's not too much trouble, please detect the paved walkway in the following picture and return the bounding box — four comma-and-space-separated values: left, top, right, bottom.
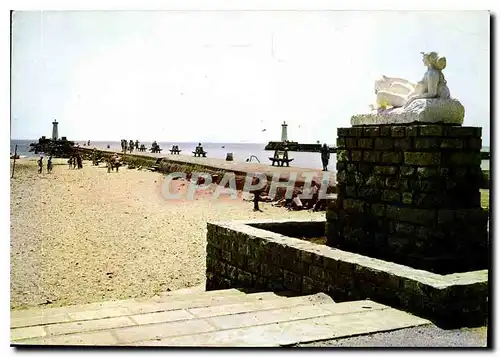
11, 289, 430, 347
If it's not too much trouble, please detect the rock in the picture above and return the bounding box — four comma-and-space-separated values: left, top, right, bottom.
351, 98, 465, 126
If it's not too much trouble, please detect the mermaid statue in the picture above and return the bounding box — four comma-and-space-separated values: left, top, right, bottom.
374, 52, 450, 110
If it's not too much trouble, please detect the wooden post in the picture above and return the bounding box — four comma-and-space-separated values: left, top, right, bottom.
11, 144, 18, 179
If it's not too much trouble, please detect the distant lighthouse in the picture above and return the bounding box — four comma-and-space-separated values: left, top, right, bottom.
281, 121, 288, 142
52, 120, 59, 141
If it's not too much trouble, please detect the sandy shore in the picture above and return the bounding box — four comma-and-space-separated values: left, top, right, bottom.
10, 158, 319, 310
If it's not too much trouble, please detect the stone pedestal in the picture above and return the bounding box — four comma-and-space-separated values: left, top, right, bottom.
326, 119, 488, 274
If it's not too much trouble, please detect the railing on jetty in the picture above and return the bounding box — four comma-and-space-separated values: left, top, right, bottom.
265, 141, 491, 159
265, 141, 336, 153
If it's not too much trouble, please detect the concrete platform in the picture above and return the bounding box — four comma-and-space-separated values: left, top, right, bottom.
11, 289, 430, 347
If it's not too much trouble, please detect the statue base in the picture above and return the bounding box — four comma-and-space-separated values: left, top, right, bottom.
352, 98, 465, 126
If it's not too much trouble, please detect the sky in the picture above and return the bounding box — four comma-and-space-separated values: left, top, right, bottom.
10, 10, 490, 144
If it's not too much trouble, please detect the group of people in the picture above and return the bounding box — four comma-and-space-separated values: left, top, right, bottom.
37, 155, 53, 174
251, 179, 327, 212
280, 181, 326, 211
121, 139, 140, 153
150, 141, 162, 153
67, 153, 83, 170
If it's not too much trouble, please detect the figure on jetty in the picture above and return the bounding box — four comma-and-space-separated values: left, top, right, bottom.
135, 140, 139, 150
320, 144, 330, 171
121, 139, 127, 154
375, 51, 450, 109
129, 140, 135, 153
193, 143, 207, 157
150, 141, 162, 153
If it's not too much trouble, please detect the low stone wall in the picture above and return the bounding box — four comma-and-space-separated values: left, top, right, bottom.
327, 124, 488, 274
206, 218, 488, 328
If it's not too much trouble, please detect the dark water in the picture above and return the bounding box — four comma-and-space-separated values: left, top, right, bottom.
10, 139, 490, 171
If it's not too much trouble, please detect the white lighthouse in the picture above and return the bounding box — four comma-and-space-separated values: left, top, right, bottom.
52, 120, 59, 141
281, 121, 288, 142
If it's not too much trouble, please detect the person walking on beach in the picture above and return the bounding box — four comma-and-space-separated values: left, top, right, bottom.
308, 180, 320, 209
72, 155, 77, 169
92, 149, 97, 166
107, 156, 112, 173
47, 156, 53, 174
112, 153, 120, 172
38, 156, 43, 174
250, 176, 266, 212
76, 154, 83, 169
253, 189, 261, 212
320, 144, 330, 172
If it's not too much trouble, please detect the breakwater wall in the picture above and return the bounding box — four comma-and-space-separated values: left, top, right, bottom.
77, 148, 337, 199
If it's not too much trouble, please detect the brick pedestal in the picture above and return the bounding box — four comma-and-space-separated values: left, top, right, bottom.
326, 123, 488, 274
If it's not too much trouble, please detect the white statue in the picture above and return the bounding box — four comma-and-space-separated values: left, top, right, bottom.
375, 52, 450, 109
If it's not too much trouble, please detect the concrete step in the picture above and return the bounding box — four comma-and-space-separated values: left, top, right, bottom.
186, 292, 333, 319
133, 302, 431, 347
151, 287, 244, 301
12, 293, 334, 343
12, 297, 430, 346
10, 289, 300, 330
11, 288, 242, 328
10, 292, 332, 344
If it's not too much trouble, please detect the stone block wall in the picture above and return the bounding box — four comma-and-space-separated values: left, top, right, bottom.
205, 219, 488, 328
327, 124, 488, 274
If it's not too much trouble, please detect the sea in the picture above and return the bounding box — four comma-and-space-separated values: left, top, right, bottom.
10, 139, 490, 171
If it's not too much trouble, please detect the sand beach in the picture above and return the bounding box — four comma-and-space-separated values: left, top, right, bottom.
10, 158, 318, 310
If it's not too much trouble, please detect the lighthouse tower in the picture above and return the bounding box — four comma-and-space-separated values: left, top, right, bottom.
281, 121, 288, 142
52, 120, 59, 141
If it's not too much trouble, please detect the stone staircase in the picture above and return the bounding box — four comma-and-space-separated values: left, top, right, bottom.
148, 158, 163, 172
11, 288, 430, 347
